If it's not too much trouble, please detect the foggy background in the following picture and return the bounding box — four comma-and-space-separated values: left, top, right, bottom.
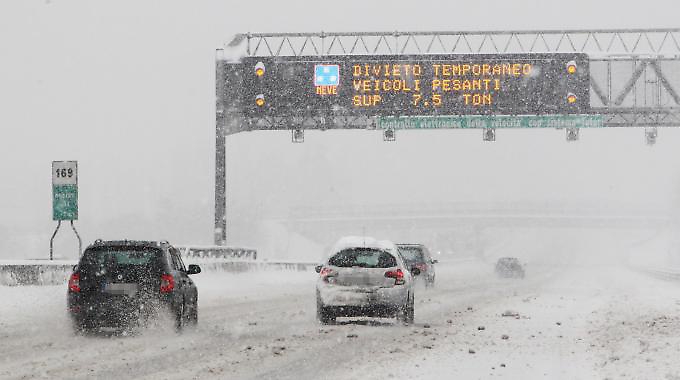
1, 0, 679, 260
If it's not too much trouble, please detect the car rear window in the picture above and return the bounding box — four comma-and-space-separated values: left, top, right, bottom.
328, 248, 397, 268
80, 247, 162, 271
398, 246, 425, 263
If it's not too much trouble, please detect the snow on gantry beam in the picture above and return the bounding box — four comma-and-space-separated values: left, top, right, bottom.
226, 29, 680, 57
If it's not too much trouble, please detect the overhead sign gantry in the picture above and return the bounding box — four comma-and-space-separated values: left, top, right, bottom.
214, 28, 680, 245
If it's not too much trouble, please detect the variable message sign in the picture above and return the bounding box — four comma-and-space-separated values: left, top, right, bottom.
241, 53, 590, 117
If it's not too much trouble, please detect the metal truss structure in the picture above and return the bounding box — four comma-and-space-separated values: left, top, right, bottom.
214, 29, 680, 244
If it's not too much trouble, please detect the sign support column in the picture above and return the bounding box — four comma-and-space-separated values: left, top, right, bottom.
215, 54, 227, 245
215, 49, 245, 246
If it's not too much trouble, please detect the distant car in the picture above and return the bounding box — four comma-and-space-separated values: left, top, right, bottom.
315, 236, 417, 325
67, 240, 201, 334
396, 243, 438, 287
495, 257, 525, 278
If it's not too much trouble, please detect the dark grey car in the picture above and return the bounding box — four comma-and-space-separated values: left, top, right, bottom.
397, 243, 438, 287
67, 240, 201, 334
495, 257, 525, 279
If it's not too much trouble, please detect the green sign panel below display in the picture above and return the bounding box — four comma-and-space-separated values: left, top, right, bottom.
377, 115, 604, 130
53, 185, 78, 221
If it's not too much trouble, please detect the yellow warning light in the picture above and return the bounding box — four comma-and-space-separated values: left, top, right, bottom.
567, 93, 578, 104
255, 61, 266, 77
566, 60, 577, 74
255, 94, 265, 107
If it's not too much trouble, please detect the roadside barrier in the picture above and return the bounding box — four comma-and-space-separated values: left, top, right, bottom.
635, 266, 680, 281
176, 245, 258, 260
0, 261, 75, 286
0, 259, 316, 286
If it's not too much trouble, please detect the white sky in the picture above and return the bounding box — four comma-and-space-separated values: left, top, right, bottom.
1, 0, 679, 257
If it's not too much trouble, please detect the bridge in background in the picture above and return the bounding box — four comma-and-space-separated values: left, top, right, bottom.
269, 201, 671, 246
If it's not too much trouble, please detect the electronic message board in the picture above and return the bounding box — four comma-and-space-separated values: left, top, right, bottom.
240, 53, 589, 117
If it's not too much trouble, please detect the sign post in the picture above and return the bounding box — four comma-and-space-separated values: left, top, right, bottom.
50, 161, 82, 260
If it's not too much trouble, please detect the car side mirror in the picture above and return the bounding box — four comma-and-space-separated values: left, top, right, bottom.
411, 267, 421, 276
315, 265, 323, 273
431, 259, 439, 264
187, 264, 201, 275
72, 264, 78, 272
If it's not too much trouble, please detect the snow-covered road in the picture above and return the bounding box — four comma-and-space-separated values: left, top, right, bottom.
1, 258, 680, 379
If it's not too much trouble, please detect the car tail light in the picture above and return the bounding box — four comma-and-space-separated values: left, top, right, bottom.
319, 267, 337, 284
160, 274, 175, 293
385, 269, 405, 285
68, 273, 80, 293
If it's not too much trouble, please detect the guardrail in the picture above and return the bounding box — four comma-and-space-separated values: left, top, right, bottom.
635, 266, 680, 281
0, 258, 316, 286
176, 245, 258, 261
190, 260, 317, 273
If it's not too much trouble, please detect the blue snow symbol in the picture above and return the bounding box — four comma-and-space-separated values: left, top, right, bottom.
314, 64, 340, 86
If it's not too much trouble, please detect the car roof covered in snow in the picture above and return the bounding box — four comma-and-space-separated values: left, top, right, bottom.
328, 236, 398, 257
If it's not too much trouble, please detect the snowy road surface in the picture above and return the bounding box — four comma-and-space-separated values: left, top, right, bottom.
1, 259, 680, 379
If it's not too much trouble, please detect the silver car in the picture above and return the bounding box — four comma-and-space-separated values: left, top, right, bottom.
315, 237, 417, 325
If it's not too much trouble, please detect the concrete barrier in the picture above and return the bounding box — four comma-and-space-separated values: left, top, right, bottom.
0, 261, 76, 286
0, 259, 316, 286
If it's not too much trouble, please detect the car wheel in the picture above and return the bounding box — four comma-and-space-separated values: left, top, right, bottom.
71, 320, 85, 335
426, 276, 435, 288
175, 301, 185, 332
189, 301, 198, 326
316, 294, 335, 325
406, 293, 415, 324
398, 293, 415, 325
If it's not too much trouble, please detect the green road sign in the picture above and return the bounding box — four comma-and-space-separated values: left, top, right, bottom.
53, 184, 78, 220
377, 114, 604, 130
52, 161, 78, 221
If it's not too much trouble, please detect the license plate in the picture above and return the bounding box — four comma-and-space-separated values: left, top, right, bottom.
103, 283, 138, 296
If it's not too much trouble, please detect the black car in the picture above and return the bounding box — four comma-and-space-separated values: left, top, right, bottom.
67, 240, 201, 333
495, 257, 525, 278
396, 243, 438, 287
